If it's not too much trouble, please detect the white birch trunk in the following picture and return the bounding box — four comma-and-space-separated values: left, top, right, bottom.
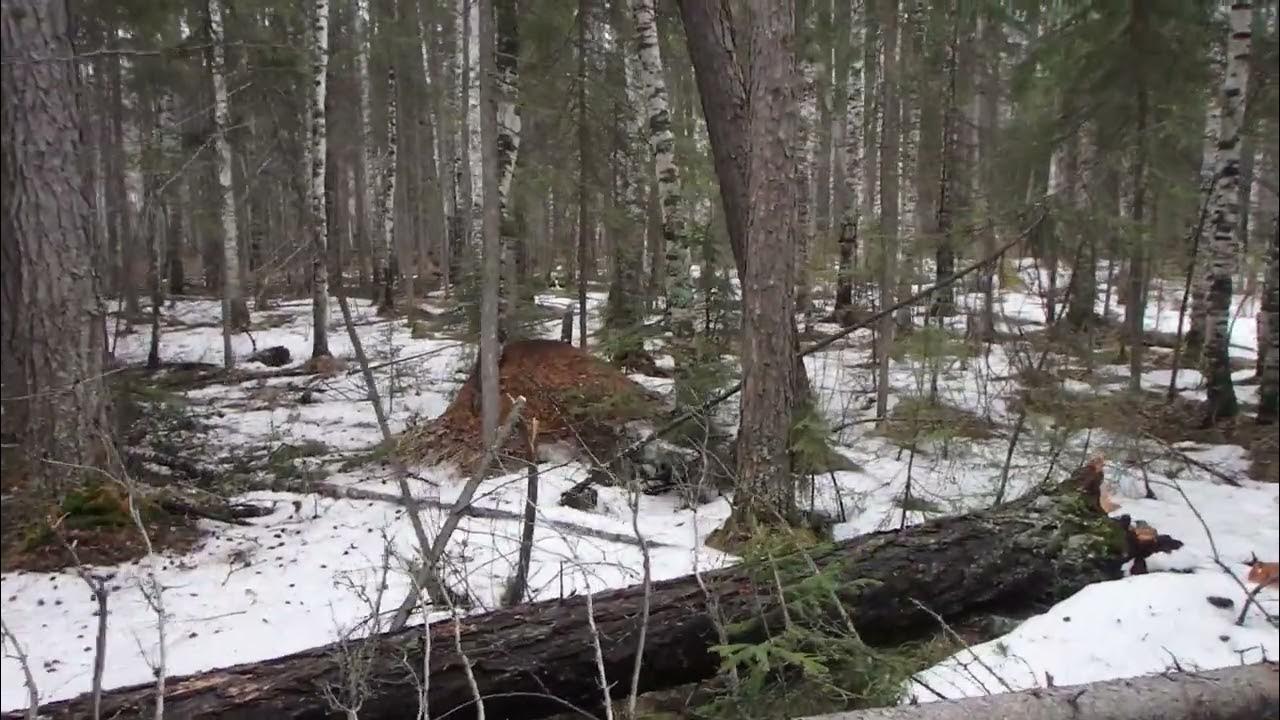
354, 0, 376, 292
478, 0, 502, 443
377, 65, 399, 313
1188, 97, 1222, 350
308, 0, 332, 358
630, 0, 695, 338
1203, 1, 1253, 421
834, 9, 862, 312
797, 56, 818, 330
207, 0, 247, 368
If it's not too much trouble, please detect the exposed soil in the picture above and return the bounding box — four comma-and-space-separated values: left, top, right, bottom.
398, 339, 663, 471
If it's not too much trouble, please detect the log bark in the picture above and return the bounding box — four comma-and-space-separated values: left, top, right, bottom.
800, 663, 1279, 720
15, 469, 1174, 720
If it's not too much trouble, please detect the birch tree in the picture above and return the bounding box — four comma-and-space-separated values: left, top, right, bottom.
377, 64, 399, 315
354, 0, 376, 295
1203, 1, 1253, 423
496, 0, 521, 331
207, 0, 249, 368
631, 0, 695, 339
308, 0, 332, 359
875, 0, 900, 421
478, 0, 502, 442
1186, 97, 1222, 357
833, 0, 861, 317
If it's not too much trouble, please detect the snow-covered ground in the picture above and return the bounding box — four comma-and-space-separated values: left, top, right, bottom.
2, 262, 1276, 711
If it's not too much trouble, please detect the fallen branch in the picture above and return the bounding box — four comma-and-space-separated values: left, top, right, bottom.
250, 476, 673, 550
19, 462, 1180, 720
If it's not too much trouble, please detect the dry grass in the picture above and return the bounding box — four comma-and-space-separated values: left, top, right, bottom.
874, 397, 999, 446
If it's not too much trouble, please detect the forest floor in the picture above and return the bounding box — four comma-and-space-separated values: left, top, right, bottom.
1, 259, 1277, 712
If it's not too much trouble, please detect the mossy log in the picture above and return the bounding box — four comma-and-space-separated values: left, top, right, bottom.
13, 463, 1180, 720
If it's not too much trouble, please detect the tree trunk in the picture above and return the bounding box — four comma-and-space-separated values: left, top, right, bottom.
675, 0, 812, 404
19, 470, 1164, 720
725, 0, 801, 535
1063, 132, 1096, 333
876, 0, 899, 420
930, 2, 959, 320
0, 0, 112, 491
457, 0, 475, 284
354, 0, 376, 296
604, 0, 645, 362
107, 34, 139, 318
496, 0, 521, 334
308, 0, 332, 359
1204, 1, 1253, 423
1126, 92, 1150, 394
479, 0, 503, 443
975, 8, 998, 340
377, 63, 399, 314
1259, 213, 1278, 424
795, 23, 817, 332
208, 0, 250, 369
1186, 98, 1221, 355
631, 0, 695, 340
575, 0, 592, 353
833, 0, 860, 314
803, 664, 1279, 720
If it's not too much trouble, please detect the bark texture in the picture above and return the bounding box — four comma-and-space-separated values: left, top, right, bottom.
632, 0, 695, 338
208, 0, 250, 367
479, 0, 502, 443
1259, 213, 1279, 424
0, 0, 112, 489
18, 472, 1163, 720
834, 0, 861, 314
308, 0, 332, 359
803, 664, 1279, 720
1203, 1, 1253, 422
377, 64, 399, 313
730, 0, 800, 531
675, 0, 813, 404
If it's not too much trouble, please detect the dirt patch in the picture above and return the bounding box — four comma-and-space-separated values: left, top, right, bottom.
398, 339, 662, 471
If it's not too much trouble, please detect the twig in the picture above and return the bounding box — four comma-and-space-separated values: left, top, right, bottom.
625, 487, 652, 718
909, 597, 1017, 695
388, 398, 528, 631
453, 610, 486, 720
584, 578, 616, 720
1236, 580, 1273, 626
52, 530, 110, 720
0, 617, 39, 720
1147, 477, 1278, 628
1140, 430, 1244, 487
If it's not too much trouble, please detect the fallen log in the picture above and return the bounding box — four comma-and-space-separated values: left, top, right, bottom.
13, 463, 1179, 720
801, 663, 1279, 720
